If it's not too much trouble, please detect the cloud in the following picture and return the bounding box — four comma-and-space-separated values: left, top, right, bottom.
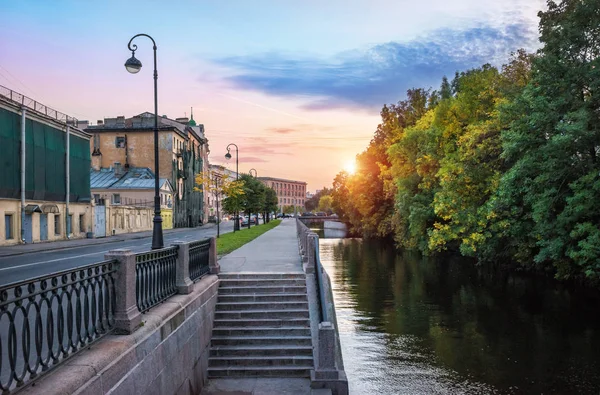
267, 127, 296, 134
213, 22, 538, 110
239, 156, 269, 163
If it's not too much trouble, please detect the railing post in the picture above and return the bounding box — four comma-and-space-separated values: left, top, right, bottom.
306, 233, 317, 274
173, 241, 193, 294
209, 236, 220, 274
315, 321, 339, 379
106, 249, 141, 334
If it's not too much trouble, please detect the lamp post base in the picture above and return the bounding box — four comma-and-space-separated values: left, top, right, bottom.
151, 215, 164, 249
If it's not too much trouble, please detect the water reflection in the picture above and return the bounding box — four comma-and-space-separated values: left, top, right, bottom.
319, 238, 600, 394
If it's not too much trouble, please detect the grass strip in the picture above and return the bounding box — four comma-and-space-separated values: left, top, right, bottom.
217, 219, 282, 255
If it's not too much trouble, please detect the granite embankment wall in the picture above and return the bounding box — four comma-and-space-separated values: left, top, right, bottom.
20, 275, 219, 395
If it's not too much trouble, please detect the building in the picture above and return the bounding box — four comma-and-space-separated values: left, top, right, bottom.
0, 85, 92, 245
85, 111, 209, 228
257, 177, 307, 213
207, 164, 238, 220
90, 167, 175, 233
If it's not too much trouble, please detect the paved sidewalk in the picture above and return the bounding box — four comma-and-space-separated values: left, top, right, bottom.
218, 219, 302, 273
0, 224, 215, 257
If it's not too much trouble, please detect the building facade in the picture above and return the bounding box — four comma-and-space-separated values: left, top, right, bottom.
0, 85, 92, 246
257, 177, 307, 213
85, 112, 209, 228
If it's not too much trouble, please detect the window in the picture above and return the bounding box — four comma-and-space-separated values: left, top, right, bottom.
68, 214, 73, 234
79, 214, 85, 233
112, 194, 121, 204
54, 214, 61, 235
115, 136, 126, 148
4, 214, 14, 240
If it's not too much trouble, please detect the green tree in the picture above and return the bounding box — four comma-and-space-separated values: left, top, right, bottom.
263, 187, 278, 222
317, 195, 333, 214
487, 0, 600, 280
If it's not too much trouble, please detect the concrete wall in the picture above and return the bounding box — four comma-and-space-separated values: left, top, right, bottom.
102, 203, 154, 236
20, 275, 220, 395
0, 199, 92, 246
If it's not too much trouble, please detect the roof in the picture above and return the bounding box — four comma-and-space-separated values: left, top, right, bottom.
90, 167, 173, 192
257, 176, 307, 185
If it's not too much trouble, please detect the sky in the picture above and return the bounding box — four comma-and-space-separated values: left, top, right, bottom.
0, 0, 545, 191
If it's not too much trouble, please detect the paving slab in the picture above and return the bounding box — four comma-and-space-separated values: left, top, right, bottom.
218, 219, 302, 273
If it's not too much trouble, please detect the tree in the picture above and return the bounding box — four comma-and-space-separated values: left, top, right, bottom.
239, 174, 266, 229
283, 205, 295, 215
263, 188, 278, 222
305, 188, 331, 212
317, 195, 333, 214
486, 0, 600, 280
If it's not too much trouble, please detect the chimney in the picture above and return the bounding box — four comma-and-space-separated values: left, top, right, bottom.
114, 162, 124, 177
175, 117, 189, 124
97, 119, 104, 125
91, 155, 101, 171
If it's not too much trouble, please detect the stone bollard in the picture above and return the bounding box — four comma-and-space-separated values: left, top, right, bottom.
315, 321, 339, 380
172, 241, 193, 294
209, 237, 220, 274
105, 249, 141, 335
306, 233, 317, 274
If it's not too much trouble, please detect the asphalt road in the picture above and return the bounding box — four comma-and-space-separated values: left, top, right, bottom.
0, 221, 236, 286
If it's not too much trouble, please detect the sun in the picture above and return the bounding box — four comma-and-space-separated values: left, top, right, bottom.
343, 160, 356, 174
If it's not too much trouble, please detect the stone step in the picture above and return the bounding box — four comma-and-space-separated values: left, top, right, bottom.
211, 336, 312, 347
213, 327, 311, 337
209, 355, 314, 367
219, 273, 306, 280
210, 345, 313, 357
218, 293, 308, 303
216, 301, 309, 311
219, 279, 306, 287
215, 310, 310, 320
207, 366, 312, 378
214, 318, 310, 328
218, 285, 307, 295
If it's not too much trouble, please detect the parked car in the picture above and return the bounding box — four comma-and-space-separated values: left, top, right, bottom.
301, 212, 313, 216
316, 212, 327, 217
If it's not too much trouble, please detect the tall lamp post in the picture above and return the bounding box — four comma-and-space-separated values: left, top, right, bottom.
225, 143, 239, 231
249, 168, 257, 177
124, 33, 163, 249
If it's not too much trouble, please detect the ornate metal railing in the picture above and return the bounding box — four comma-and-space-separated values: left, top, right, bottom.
135, 247, 178, 313
189, 239, 210, 282
0, 261, 116, 393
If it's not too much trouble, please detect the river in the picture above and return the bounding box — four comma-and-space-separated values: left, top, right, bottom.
318, 236, 600, 394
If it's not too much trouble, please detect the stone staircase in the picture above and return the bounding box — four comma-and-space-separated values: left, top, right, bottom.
208, 273, 314, 378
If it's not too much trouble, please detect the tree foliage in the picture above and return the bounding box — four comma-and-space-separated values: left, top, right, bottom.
329, 0, 600, 282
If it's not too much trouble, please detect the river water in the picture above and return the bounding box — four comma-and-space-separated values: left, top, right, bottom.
318, 237, 600, 394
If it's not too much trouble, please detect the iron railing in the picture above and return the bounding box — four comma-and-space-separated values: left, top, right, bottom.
0, 260, 116, 393
0, 84, 79, 125
189, 239, 211, 282
135, 247, 178, 312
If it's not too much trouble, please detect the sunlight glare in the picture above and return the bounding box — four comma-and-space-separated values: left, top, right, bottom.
344, 160, 356, 174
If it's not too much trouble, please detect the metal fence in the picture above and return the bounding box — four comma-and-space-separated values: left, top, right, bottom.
135, 247, 179, 313
0, 84, 79, 125
189, 239, 210, 282
0, 261, 116, 393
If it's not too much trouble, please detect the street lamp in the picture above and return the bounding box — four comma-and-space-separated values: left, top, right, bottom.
249, 168, 257, 177
125, 33, 163, 249
225, 143, 239, 231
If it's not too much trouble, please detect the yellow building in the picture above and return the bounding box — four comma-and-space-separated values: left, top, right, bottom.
85, 111, 210, 228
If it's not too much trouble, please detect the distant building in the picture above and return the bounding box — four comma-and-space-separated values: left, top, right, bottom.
306, 191, 314, 200
85, 111, 209, 227
257, 177, 307, 213
0, 85, 92, 245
